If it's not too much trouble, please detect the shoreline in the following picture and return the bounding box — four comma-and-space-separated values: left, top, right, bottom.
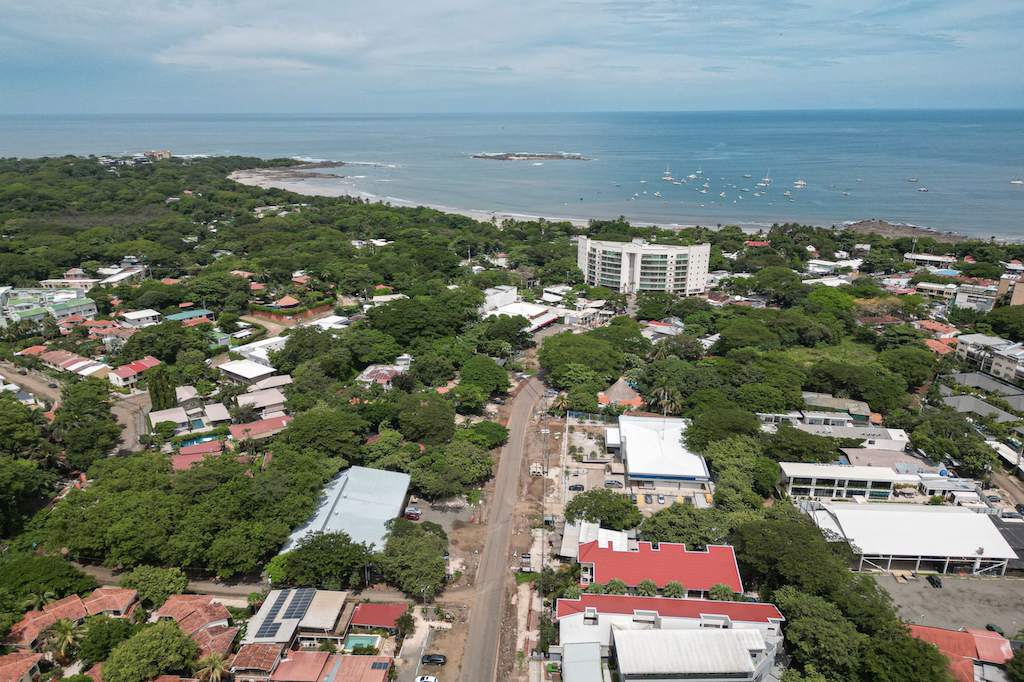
228, 166, 977, 241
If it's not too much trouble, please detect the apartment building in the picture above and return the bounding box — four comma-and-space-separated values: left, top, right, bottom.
576, 237, 710, 295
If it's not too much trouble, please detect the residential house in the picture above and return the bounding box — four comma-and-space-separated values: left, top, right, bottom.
349, 603, 409, 632
251, 375, 293, 391
235, 337, 288, 367
577, 540, 742, 598
166, 309, 215, 324
171, 441, 227, 472
354, 355, 413, 388
108, 356, 161, 388
925, 339, 957, 357
229, 416, 294, 441
909, 625, 1012, 682
611, 629, 776, 682
231, 643, 285, 682
913, 320, 961, 339
219, 359, 277, 385
236, 388, 287, 418
915, 282, 960, 303
120, 309, 162, 328
156, 595, 231, 636
243, 589, 349, 649
4, 595, 88, 650
0, 653, 44, 682
192, 625, 240, 660
176, 386, 202, 408
148, 407, 192, 432
82, 588, 139, 619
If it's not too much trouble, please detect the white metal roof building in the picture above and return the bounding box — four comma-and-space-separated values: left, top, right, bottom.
281, 466, 411, 553
810, 502, 1018, 575
789, 423, 910, 451
618, 415, 710, 493
611, 629, 773, 682
218, 359, 277, 384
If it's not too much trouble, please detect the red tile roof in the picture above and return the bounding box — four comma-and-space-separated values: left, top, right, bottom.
83, 587, 138, 616
85, 663, 104, 682
270, 652, 330, 682
276, 296, 300, 307
183, 317, 213, 328
44, 594, 88, 621
915, 320, 959, 335
191, 624, 239, 659
232, 643, 284, 673
178, 441, 224, 457
19, 345, 47, 356
908, 624, 1012, 664
229, 416, 293, 440
577, 541, 742, 591
0, 653, 43, 682
925, 339, 955, 356
156, 595, 230, 636
4, 596, 88, 649
350, 603, 409, 629
250, 283, 265, 291
555, 594, 782, 623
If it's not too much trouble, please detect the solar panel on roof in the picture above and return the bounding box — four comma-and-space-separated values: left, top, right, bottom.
264, 589, 291, 620
283, 588, 315, 619
370, 662, 388, 670
254, 622, 281, 639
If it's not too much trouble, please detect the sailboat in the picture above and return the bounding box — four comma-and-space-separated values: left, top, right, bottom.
662, 165, 674, 181
1012, 169, 1023, 185
762, 169, 772, 183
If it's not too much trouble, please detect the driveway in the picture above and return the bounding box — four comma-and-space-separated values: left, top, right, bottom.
461, 378, 542, 682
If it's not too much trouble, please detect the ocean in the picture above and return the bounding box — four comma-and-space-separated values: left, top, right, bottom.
1, 111, 1022, 240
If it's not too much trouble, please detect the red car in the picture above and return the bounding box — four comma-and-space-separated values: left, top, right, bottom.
404, 507, 422, 521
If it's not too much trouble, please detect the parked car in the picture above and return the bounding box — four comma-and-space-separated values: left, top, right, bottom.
492, 398, 506, 405
1016, 503, 1024, 515
415, 677, 439, 682
629, 493, 637, 502
644, 494, 653, 504
421, 654, 447, 666
658, 493, 666, 504
986, 495, 1002, 503
927, 575, 942, 588
568, 484, 584, 492
604, 480, 623, 488
404, 507, 422, 521
17, 370, 26, 375
1002, 511, 1022, 520
47, 383, 58, 389
986, 623, 1005, 635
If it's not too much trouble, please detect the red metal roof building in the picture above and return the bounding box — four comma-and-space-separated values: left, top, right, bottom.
318, 656, 391, 682
555, 594, 781, 623
270, 652, 331, 682
349, 603, 409, 630
229, 416, 294, 441
577, 540, 742, 595
908, 624, 1012, 682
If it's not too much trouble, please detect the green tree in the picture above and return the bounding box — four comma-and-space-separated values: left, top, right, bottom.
194, 653, 230, 682
584, 582, 605, 594
637, 579, 659, 596
45, 618, 87, 663
564, 488, 642, 531
1007, 646, 1024, 682
605, 579, 629, 595
0, 458, 55, 536
410, 441, 494, 498
395, 610, 415, 637
539, 332, 623, 389
986, 306, 1024, 342
376, 519, 448, 600
78, 616, 141, 667
409, 353, 456, 387
397, 393, 456, 446
663, 581, 686, 599
773, 587, 864, 680
280, 406, 367, 464
877, 345, 936, 389
117, 566, 188, 609
686, 408, 761, 452
277, 532, 373, 589
147, 365, 176, 412
708, 583, 738, 601
0, 554, 98, 600
103, 620, 199, 682
459, 354, 510, 394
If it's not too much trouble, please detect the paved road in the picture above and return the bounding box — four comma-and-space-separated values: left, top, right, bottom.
461, 377, 542, 682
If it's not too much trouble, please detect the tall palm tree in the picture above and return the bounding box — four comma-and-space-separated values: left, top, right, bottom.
195, 653, 229, 682
22, 591, 56, 612
552, 394, 569, 413
651, 374, 675, 415
662, 390, 685, 417
45, 619, 86, 663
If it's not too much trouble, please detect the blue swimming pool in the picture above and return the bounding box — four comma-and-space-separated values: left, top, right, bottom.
178, 435, 216, 448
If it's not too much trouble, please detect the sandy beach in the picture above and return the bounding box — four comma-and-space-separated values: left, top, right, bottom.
228, 166, 972, 241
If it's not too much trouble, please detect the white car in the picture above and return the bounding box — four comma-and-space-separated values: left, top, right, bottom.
415, 677, 439, 682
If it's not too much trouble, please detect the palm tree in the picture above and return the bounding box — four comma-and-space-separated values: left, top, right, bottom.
662, 390, 685, 417
22, 591, 56, 612
651, 374, 675, 416
663, 581, 687, 599
45, 619, 85, 663
195, 653, 229, 682
552, 394, 568, 413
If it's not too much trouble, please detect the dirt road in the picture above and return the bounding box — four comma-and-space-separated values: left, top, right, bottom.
461, 377, 542, 682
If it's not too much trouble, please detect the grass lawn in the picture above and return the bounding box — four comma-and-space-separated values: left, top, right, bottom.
784, 338, 879, 366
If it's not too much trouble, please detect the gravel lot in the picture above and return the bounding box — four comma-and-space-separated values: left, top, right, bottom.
883, 574, 1024, 635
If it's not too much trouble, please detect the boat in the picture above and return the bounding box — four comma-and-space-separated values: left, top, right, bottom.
908, 177, 918, 182
687, 173, 697, 179
783, 191, 792, 197
696, 166, 703, 175
642, 191, 647, 194
794, 180, 806, 187
703, 182, 709, 188
753, 192, 760, 197
756, 182, 767, 188
743, 173, 752, 178
673, 181, 682, 185
843, 191, 850, 196
633, 192, 639, 197
654, 191, 661, 197
700, 189, 707, 194
918, 188, 928, 192
1012, 169, 1023, 185
640, 180, 647, 184
762, 169, 772, 183
856, 178, 864, 182
719, 192, 727, 198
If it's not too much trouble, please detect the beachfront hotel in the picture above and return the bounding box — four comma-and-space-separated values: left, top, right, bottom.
576, 237, 711, 294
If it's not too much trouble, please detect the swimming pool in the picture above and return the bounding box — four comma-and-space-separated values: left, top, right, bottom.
342, 634, 382, 651
190, 419, 205, 429
178, 435, 216, 448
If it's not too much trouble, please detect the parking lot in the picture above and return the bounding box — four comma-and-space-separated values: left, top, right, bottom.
883, 575, 1024, 636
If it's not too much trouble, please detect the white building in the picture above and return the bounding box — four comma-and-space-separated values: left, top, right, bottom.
612, 629, 776, 682
234, 336, 288, 367
954, 284, 999, 312
120, 309, 162, 328
219, 359, 277, 385
779, 462, 918, 501
555, 594, 783, 658
479, 285, 518, 313
810, 502, 1017, 575
955, 333, 1017, 371
787, 423, 910, 451
576, 237, 710, 295
904, 252, 957, 267
617, 415, 711, 494
482, 302, 559, 332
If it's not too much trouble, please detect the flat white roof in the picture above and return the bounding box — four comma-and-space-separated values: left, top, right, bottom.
122, 308, 160, 319
298, 590, 347, 630
150, 406, 189, 425
219, 359, 276, 380
811, 503, 1017, 560
780, 462, 912, 483
612, 629, 764, 676
619, 415, 709, 481
605, 427, 621, 448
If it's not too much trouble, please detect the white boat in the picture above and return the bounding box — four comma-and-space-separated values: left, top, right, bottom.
654, 191, 661, 197
633, 192, 639, 197
1012, 169, 1023, 185
908, 177, 918, 183
687, 173, 697, 179
918, 187, 928, 192
673, 181, 682, 185
743, 173, 752, 178
640, 180, 647, 184
843, 191, 850, 196
719, 192, 727, 198
642, 191, 647, 194
762, 169, 772, 182
794, 180, 806, 187
700, 189, 707, 194
856, 178, 864, 182
696, 166, 703, 175
783, 191, 791, 197
756, 182, 767, 188
753, 192, 760, 197
703, 182, 709, 188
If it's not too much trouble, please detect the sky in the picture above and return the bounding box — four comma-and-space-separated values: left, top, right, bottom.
1, 0, 1022, 113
